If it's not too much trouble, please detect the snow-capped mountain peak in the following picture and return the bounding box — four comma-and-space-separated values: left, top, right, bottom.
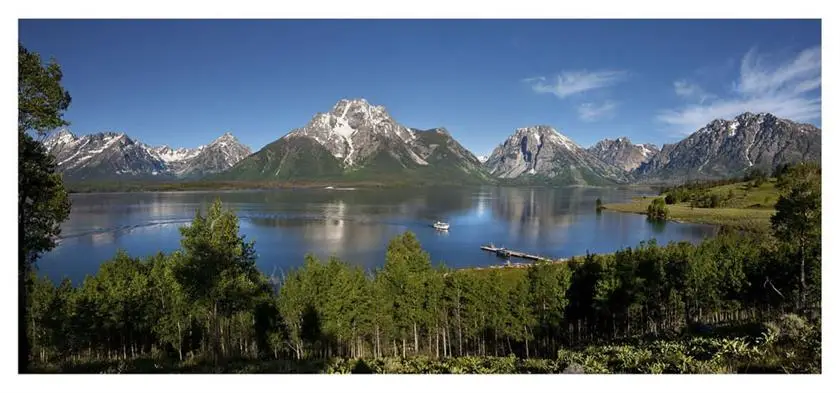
586, 137, 660, 172
43, 128, 78, 152
151, 145, 202, 163
284, 98, 422, 167
484, 125, 626, 184
211, 131, 238, 146
44, 130, 251, 180
509, 125, 580, 152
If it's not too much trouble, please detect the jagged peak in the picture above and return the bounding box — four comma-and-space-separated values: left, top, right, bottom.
53, 128, 75, 137
329, 97, 388, 119
514, 124, 556, 134
46, 128, 76, 143
508, 125, 580, 151
92, 131, 128, 139
695, 112, 775, 136
212, 132, 239, 143
418, 127, 450, 136
735, 111, 775, 122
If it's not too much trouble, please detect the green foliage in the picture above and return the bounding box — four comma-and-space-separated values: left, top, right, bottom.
772, 163, 793, 179
771, 162, 821, 308
19, 132, 71, 268
693, 192, 723, 208
646, 197, 669, 220
32, 328, 820, 373
18, 44, 72, 135
19, 44, 73, 372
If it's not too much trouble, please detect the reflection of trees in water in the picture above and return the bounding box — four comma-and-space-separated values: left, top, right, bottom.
491, 187, 587, 241
647, 217, 667, 234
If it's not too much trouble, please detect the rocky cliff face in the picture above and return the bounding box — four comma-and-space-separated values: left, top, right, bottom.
635, 112, 821, 183
587, 137, 659, 171
483, 125, 628, 185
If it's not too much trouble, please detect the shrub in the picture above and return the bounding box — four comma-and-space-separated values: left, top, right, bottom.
693, 192, 722, 208
743, 168, 768, 184
646, 198, 669, 220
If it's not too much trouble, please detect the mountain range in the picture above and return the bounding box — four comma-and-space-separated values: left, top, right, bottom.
44, 99, 821, 186
44, 130, 251, 180
634, 112, 821, 183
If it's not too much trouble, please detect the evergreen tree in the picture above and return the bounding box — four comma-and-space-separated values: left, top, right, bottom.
771, 162, 821, 309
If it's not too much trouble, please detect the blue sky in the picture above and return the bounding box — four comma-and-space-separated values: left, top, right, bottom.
19, 19, 821, 156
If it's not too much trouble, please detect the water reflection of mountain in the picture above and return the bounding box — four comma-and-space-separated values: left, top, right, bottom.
245, 189, 477, 257
490, 187, 587, 242
62, 193, 197, 238
247, 201, 387, 257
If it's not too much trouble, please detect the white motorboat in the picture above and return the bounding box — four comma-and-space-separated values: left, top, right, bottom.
433, 221, 450, 230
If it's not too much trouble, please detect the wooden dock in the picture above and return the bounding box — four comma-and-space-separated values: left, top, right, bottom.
480, 244, 551, 262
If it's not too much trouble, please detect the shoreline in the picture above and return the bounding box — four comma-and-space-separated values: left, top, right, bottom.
64, 180, 645, 194
602, 198, 772, 232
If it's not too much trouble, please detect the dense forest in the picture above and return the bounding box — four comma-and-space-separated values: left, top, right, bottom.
26, 163, 821, 373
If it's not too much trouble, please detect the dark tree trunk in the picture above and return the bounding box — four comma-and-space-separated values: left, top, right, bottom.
19, 255, 29, 373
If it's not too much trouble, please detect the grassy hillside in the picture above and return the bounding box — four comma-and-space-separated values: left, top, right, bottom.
217, 137, 345, 181
603, 179, 780, 231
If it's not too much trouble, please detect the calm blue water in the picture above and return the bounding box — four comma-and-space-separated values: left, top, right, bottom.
38, 186, 717, 284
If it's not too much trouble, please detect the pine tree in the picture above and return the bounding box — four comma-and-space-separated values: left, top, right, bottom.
771, 162, 821, 309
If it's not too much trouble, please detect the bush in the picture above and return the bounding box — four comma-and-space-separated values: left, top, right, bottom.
693, 193, 722, 208
664, 193, 677, 205
743, 168, 768, 184
772, 163, 792, 178
646, 198, 669, 220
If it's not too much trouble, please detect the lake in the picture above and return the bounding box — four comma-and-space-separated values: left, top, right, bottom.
38, 186, 718, 284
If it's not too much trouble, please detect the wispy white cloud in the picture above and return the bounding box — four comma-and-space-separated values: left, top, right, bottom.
578, 101, 617, 122
735, 47, 821, 96
525, 70, 628, 98
658, 46, 821, 134
673, 80, 715, 103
